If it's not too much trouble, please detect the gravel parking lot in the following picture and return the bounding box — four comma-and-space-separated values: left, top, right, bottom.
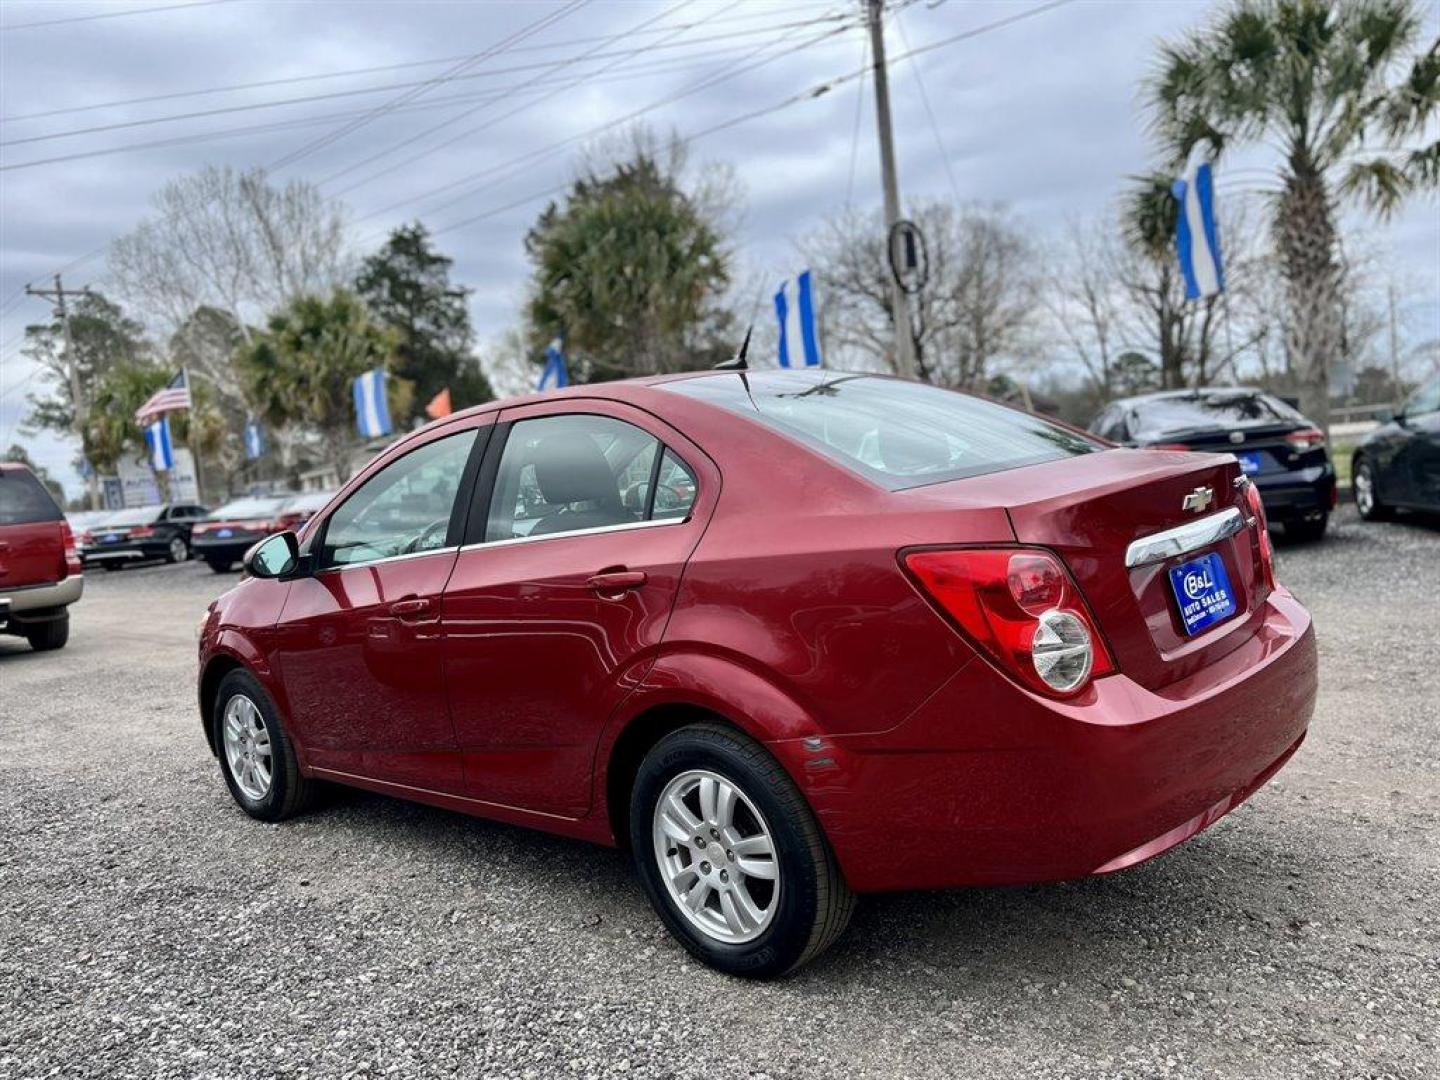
2, 505, 1437, 1080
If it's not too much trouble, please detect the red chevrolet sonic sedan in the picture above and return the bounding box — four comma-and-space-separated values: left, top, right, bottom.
198, 371, 1317, 976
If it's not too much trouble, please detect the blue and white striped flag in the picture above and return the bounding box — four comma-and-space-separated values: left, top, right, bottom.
352, 368, 393, 439
537, 337, 569, 391
145, 416, 174, 472
1173, 161, 1225, 301
243, 419, 265, 460
773, 270, 822, 368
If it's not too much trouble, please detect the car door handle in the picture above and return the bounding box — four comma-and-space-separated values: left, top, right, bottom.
587, 570, 647, 593
389, 597, 433, 618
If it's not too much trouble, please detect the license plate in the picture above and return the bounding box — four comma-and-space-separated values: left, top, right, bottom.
216, 528, 233, 538
102, 533, 120, 543
1168, 551, 1237, 636
1236, 451, 1263, 475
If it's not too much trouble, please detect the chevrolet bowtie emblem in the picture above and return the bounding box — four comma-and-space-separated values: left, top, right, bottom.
1182, 486, 1215, 513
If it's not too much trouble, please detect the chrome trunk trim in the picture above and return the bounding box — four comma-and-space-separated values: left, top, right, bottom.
1124, 507, 1245, 569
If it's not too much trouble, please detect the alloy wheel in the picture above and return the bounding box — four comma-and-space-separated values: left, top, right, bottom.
169, 537, 188, 562
222, 694, 273, 801
1354, 465, 1374, 517
652, 769, 779, 944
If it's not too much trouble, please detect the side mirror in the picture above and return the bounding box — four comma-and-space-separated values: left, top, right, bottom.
244, 531, 300, 579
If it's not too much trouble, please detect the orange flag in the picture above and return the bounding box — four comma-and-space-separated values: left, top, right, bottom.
425, 387, 453, 419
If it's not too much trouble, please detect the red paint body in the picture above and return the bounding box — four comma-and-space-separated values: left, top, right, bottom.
198, 376, 1317, 892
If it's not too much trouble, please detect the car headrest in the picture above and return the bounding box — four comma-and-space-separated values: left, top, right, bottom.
531, 431, 619, 507
877, 428, 952, 474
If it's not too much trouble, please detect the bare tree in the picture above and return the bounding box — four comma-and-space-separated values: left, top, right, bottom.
1042, 218, 1124, 398
800, 200, 1039, 389
109, 165, 351, 340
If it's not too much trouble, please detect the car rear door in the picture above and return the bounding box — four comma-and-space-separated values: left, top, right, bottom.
0, 468, 66, 590
271, 420, 489, 791
441, 400, 718, 817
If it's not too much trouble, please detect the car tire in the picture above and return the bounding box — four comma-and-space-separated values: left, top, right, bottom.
213, 668, 318, 822
1353, 458, 1392, 521
1286, 513, 1329, 543
166, 535, 189, 563
206, 558, 233, 573
629, 722, 855, 978
25, 613, 69, 651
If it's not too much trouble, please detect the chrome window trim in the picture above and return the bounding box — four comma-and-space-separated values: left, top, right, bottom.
1124, 507, 1245, 569
461, 515, 688, 553
315, 545, 460, 575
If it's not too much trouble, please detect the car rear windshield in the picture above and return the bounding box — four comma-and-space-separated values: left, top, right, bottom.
211, 497, 287, 519
105, 506, 164, 527
663, 371, 1100, 490
1130, 392, 1303, 439
0, 468, 63, 525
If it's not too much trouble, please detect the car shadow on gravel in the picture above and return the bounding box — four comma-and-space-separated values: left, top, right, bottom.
272, 780, 1340, 985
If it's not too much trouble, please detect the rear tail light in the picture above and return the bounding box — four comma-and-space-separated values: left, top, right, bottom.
59, 521, 82, 578
129, 525, 156, 538
1284, 428, 1326, 452
1240, 480, 1276, 592
903, 548, 1115, 698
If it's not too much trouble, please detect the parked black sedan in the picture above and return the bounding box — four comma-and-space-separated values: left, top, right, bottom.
1351, 377, 1440, 521
1090, 388, 1337, 541
82, 503, 211, 569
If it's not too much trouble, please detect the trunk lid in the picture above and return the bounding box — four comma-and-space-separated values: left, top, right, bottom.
952, 448, 1266, 691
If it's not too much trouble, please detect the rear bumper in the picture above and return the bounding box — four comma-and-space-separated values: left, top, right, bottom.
772, 588, 1317, 893
84, 541, 164, 562
0, 574, 83, 617
191, 538, 259, 561
1256, 467, 1335, 520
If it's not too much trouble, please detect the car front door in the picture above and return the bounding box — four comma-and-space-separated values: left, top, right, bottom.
272, 421, 489, 791
1397, 380, 1440, 508
441, 402, 717, 817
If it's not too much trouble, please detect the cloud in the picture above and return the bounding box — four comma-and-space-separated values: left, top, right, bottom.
3, 0, 1437, 494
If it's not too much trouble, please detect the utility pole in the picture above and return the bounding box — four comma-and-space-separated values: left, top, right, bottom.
1387, 279, 1402, 400
865, 0, 919, 380
25, 275, 98, 509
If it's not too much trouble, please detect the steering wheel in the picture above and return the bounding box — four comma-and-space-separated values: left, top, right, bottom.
403, 517, 450, 555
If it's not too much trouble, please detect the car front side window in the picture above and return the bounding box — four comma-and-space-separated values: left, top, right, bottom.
320, 430, 475, 568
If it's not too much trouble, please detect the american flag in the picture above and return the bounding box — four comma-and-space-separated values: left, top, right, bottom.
134, 369, 192, 425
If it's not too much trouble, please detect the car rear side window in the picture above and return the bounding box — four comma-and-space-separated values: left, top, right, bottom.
485, 414, 663, 542
0, 468, 63, 525
663, 371, 1099, 490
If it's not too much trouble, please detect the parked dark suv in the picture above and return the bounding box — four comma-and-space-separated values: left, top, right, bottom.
1091, 388, 1337, 541
0, 463, 83, 651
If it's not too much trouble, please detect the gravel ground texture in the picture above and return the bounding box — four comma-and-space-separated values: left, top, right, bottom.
2, 505, 1437, 1080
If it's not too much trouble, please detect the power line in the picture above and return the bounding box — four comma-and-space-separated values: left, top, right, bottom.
321, 0, 708, 195
0, 39, 835, 174
1, 0, 233, 32
419, 0, 1076, 241
0, 3, 842, 124
844, 31, 870, 211
0, 11, 854, 149
264, 0, 592, 174
356, 14, 854, 229
894, 6, 962, 207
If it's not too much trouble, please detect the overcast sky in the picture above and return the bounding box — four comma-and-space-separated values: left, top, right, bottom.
2, 0, 1437, 497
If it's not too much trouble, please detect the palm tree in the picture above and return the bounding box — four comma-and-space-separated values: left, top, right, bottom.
1145, 0, 1439, 427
